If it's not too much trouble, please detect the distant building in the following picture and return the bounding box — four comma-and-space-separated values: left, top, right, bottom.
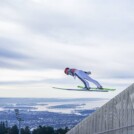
66, 83, 134, 134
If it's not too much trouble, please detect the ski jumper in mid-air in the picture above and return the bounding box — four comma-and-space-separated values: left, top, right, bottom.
64, 68, 103, 90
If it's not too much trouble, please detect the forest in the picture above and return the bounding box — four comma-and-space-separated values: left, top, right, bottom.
0, 121, 69, 134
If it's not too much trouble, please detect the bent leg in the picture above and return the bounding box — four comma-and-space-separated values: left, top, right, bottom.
85, 76, 102, 88
75, 74, 90, 89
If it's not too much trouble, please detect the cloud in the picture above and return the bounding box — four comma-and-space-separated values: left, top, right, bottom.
0, 0, 134, 97
0, 48, 28, 59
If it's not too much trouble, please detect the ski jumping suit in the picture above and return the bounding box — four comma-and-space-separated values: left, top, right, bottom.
68, 68, 102, 89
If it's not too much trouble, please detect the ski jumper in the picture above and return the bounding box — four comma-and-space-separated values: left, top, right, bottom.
65, 68, 102, 89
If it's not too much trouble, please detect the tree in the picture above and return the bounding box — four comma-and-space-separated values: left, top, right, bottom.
24, 126, 31, 134
21, 128, 25, 134
0, 122, 8, 134
43, 126, 54, 134
55, 127, 69, 134
10, 125, 18, 134
32, 126, 54, 134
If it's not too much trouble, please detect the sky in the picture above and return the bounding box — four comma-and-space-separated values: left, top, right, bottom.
0, 0, 134, 98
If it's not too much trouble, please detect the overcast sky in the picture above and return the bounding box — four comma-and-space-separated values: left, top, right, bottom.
0, 0, 134, 98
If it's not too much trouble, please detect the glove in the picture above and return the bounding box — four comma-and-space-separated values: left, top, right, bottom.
85, 71, 91, 75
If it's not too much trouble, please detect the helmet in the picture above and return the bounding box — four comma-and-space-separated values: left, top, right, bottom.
64, 67, 69, 74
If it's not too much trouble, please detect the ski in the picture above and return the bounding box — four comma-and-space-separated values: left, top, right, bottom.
52, 87, 108, 92
77, 86, 116, 91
